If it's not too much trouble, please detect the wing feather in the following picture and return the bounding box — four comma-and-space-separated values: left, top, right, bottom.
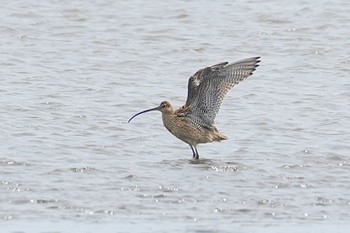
184, 62, 228, 107
185, 57, 260, 128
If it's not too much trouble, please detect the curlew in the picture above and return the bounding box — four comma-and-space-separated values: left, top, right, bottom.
128, 57, 260, 159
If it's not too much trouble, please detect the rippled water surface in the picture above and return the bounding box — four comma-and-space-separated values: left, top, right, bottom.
1, 0, 350, 232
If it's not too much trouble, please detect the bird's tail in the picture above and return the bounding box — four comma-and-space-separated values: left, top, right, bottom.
213, 131, 228, 142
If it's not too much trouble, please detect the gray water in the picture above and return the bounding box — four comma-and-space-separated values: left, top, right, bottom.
1, 0, 350, 232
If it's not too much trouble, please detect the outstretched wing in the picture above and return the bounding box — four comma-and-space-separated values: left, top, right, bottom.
184, 62, 228, 107
185, 57, 260, 129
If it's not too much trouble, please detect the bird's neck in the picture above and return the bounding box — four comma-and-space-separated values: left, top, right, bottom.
162, 106, 175, 116
161, 108, 177, 136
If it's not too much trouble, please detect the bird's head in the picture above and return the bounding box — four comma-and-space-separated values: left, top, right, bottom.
128, 101, 174, 123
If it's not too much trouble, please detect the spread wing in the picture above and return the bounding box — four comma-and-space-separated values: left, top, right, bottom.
184, 62, 228, 107
185, 57, 260, 129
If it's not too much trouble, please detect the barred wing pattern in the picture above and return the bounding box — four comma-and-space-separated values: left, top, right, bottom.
186, 57, 260, 129
185, 62, 228, 107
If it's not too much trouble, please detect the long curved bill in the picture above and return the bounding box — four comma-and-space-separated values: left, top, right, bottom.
128, 106, 159, 123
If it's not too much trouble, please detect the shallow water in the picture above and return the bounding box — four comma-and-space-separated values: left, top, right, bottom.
1, 0, 350, 232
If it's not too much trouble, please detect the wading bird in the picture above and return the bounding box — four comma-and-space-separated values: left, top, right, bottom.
128, 57, 260, 159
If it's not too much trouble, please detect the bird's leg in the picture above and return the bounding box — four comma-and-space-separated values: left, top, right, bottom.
190, 145, 196, 158
194, 147, 199, 160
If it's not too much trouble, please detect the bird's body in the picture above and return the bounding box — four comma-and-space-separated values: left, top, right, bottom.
161, 104, 227, 146
128, 57, 260, 159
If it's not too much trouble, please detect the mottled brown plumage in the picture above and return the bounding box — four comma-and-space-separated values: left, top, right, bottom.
128, 57, 260, 159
